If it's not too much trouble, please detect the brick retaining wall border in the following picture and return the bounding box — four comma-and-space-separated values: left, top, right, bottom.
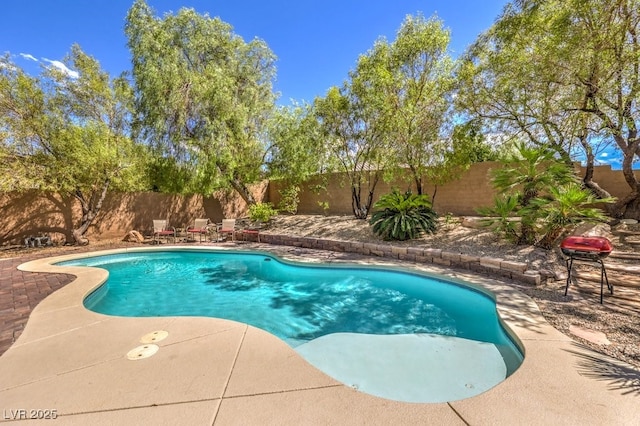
256, 233, 543, 286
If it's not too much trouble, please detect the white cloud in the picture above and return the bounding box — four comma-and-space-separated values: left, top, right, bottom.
0, 61, 17, 71
43, 58, 79, 79
599, 152, 609, 158
19, 53, 38, 62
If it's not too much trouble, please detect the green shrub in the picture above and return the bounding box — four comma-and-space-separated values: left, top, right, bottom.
317, 200, 330, 215
528, 182, 614, 249
486, 143, 575, 244
478, 144, 615, 248
278, 185, 300, 215
477, 194, 522, 244
369, 190, 437, 241
248, 202, 278, 223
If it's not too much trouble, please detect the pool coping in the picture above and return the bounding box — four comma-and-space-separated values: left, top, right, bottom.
1, 244, 639, 425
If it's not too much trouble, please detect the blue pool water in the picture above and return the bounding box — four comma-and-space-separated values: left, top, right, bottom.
59, 250, 521, 361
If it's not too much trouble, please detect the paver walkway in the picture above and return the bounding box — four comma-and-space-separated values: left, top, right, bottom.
1, 243, 149, 355
0, 255, 76, 354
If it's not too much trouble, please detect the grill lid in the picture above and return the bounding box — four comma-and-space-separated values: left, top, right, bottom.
560, 236, 613, 258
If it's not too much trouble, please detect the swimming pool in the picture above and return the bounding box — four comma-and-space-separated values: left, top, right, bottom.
57, 249, 523, 403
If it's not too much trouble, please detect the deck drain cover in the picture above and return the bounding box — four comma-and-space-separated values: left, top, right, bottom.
127, 344, 159, 360
140, 330, 169, 344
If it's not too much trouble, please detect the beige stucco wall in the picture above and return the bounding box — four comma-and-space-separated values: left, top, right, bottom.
0, 182, 268, 246
269, 162, 506, 216
1, 163, 636, 246
268, 162, 638, 216
587, 164, 638, 200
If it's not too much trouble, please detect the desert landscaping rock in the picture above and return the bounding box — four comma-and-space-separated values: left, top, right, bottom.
569, 325, 611, 346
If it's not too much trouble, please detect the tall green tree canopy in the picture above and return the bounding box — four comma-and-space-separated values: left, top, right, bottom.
314, 78, 391, 219
379, 14, 457, 196
314, 14, 459, 218
458, 0, 640, 218
265, 102, 326, 183
125, 0, 277, 204
456, 5, 580, 161
0, 45, 146, 244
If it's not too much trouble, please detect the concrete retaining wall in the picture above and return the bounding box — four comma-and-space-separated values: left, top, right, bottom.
252, 233, 542, 286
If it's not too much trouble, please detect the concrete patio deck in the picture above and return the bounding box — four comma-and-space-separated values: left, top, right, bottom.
1, 243, 639, 425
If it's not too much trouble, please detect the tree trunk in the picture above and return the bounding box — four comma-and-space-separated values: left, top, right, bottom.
409, 165, 423, 195
415, 178, 423, 195
536, 226, 565, 250
351, 186, 368, 219
350, 171, 380, 219
611, 189, 640, 219
72, 228, 89, 246
578, 131, 614, 212
609, 135, 640, 219
229, 178, 256, 206
582, 162, 613, 201
71, 179, 110, 245
216, 159, 256, 206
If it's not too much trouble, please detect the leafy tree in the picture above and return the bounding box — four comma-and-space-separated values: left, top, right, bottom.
560, 0, 640, 218
450, 121, 500, 164
266, 103, 326, 180
266, 102, 326, 213
427, 120, 501, 203
369, 190, 437, 241
380, 15, 457, 196
0, 46, 147, 244
314, 14, 455, 219
458, 0, 640, 219
315, 14, 472, 215
456, 16, 580, 165
455, 0, 603, 167
125, 0, 276, 204
315, 80, 390, 219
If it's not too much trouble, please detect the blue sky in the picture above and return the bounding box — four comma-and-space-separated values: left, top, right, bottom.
2, 0, 632, 169
3, 0, 508, 103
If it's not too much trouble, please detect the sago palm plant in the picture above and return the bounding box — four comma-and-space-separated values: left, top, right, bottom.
369, 190, 437, 241
489, 143, 575, 244
477, 194, 522, 243
528, 183, 614, 249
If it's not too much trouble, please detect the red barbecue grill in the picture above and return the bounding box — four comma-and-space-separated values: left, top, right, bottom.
560, 236, 613, 303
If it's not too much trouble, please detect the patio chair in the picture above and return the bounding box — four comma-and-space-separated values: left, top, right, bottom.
152, 220, 176, 244
241, 221, 262, 243
217, 219, 237, 241
187, 218, 210, 243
